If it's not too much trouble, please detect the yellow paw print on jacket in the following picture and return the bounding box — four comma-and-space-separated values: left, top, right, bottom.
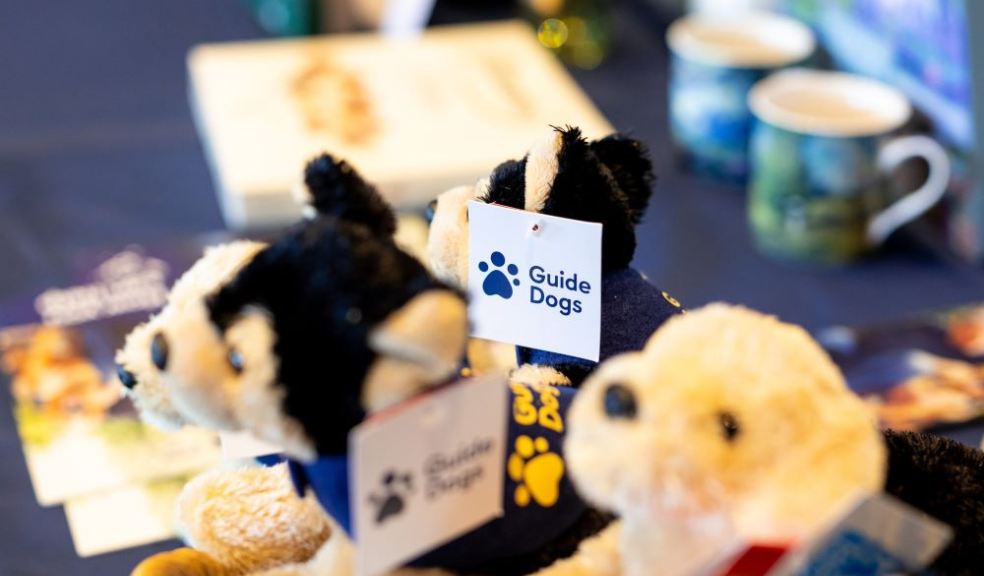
507, 435, 564, 507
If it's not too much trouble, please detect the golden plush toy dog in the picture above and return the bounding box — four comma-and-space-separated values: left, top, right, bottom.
537, 304, 984, 576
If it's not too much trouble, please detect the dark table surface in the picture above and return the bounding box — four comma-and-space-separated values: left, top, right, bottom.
1, 1, 982, 574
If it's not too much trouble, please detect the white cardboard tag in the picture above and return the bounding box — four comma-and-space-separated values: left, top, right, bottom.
381, 0, 437, 38
769, 492, 952, 575
351, 375, 507, 576
219, 431, 282, 461
468, 201, 602, 361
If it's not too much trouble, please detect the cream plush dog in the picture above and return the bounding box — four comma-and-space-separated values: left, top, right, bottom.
538, 304, 984, 575
537, 304, 888, 576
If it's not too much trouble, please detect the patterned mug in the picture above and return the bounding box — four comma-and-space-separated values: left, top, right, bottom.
747, 69, 951, 264
667, 12, 814, 183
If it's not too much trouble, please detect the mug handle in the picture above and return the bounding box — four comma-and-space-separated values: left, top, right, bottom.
867, 135, 950, 246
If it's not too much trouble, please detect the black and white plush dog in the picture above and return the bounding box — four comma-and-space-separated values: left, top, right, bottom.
117, 152, 394, 435
427, 126, 684, 386
148, 154, 464, 455
150, 154, 610, 575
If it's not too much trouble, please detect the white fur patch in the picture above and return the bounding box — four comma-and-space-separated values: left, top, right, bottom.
369, 290, 468, 381
119, 241, 265, 432
226, 309, 317, 461
161, 300, 242, 432
168, 241, 265, 310
524, 130, 562, 212
510, 364, 571, 387
364, 290, 468, 412
116, 315, 187, 431
362, 357, 432, 413
425, 185, 480, 288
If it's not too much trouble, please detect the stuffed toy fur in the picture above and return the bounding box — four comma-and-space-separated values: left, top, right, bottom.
134, 154, 611, 575
125, 154, 405, 575
534, 304, 984, 576
189, 217, 609, 575
116, 240, 340, 576
116, 240, 266, 430
119, 152, 398, 431
881, 429, 984, 574
426, 126, 684, 386
131, 463, 335, 576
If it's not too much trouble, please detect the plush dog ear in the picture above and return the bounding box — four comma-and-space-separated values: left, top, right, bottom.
479, 127, 565, 211
368, 289, 467, 379
480, 158, 526, 209
523, 129, 564, 212
303, 153, 397, 237
590, 134, 655, 224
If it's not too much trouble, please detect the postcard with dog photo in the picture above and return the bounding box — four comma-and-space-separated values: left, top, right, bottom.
0, 241, 223, 506
817, 304, 984, 431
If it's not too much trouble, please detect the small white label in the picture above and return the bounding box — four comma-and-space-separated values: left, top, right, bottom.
468, 201, 602, 361
219, 431, 282, 460
770, 493, 952, 575
351, 376, 507, 576
381, 0, 438, 38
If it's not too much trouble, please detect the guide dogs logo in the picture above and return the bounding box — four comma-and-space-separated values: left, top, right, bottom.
478, 251, 520, 299
369, 469, 413, 525
508, 435, 564, 507
478, 252, 593, 316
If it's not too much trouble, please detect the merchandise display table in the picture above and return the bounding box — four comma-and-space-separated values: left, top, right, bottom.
1, 1, 981, 574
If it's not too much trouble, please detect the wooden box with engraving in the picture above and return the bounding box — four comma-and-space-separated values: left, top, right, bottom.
188, 20, 612, 229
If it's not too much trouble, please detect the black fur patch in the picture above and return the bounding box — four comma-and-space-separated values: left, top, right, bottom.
883, 429, 984, 575
304, 153, 397, 238
207, 217, 454, 455
480, 158, 527, 209
589, 134, 655, 224
480, 126, 655, 272
463, 509, 614, 575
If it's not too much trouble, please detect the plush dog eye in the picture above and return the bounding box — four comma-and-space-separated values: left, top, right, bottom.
718, 411, 741, 442
603, 383, 637, 419
150, 332, 168, 370
425, 198, 438, 224
116, 365, 137, 389
227, 348, 244, 374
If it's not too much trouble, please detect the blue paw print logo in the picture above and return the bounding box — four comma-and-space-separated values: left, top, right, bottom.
479, 251, 520, 299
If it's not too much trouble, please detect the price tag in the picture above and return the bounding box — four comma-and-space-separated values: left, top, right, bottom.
468, 201, 602, 361
351, 375, 507, 576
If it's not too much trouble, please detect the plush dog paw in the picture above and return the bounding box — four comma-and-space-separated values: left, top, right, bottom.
177, 464, 332, 574
131, 547, 231, 576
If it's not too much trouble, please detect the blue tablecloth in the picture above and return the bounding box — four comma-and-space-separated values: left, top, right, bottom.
0, 1, 981, 574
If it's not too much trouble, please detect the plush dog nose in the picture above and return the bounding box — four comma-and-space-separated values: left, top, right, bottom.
116, 365, 137, 389
425, 198, 438, 224
150, 332, 169, 370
